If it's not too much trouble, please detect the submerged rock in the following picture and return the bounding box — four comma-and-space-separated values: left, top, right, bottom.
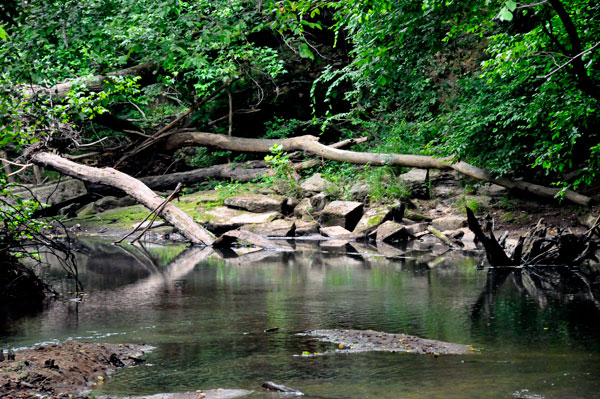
300, 329, 476, 355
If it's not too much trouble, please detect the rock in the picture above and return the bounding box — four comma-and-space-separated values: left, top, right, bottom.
431, 215, 466, 231
477, 183, 507, 197
352, 206, 394, 235
374, 221, 413, 242
295, 220, 319, 236
348, 182, 370, 202
320, 225, 355, 239
240, 219, 295, 237
7, 178, 88, 206
430, 173, 460, 198
400, 168, 429, 198
319, 200, 363, 230
310, 192, 328, 212
262, 381, 303, 395
58, 202, 82, 217
195, 206, 280, 233
300, 173, 329, 192
76, 202, 98, 218
404, 222, 429, 236
404, 210, 433, 222
579, 213, 598, 229
213, 229, 287, 250
376, 242, 405, 258
320, 239, 350, 250
293, 198, 312, 217
95, 195, 136, 211
110, 390, 254, 399
225, 194, 287, 213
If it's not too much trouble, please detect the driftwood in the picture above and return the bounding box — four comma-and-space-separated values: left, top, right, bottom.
165, 132, 593, 206
30, 152, 215, 246
466, 207, 599, 267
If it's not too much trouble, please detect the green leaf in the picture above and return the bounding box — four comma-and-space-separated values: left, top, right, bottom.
298, 43, 314, 60
506, 0, 517, 12
499, 7, 513, 21
0, 26, 7, 41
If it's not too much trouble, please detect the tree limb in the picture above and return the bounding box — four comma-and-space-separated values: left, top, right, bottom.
164, 131, 593, 206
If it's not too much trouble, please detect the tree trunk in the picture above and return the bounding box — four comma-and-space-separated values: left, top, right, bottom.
30, 152, 214, 246
165, 132, 593, 206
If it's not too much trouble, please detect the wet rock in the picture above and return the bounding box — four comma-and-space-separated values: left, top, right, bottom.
320, 225, 355, 239
300, 173, 329, 192
195, 207, 280, 233
295, 220, 319, 236
376, 242, 405, 258
404, 210, 432, 222
300, 329, 475, 355
431, 215, 466, 231
319, 200, 363, 231
240, 219, 295, 237
224, 194, 287, 213
353, 206, 394, 235
374, 221, 413, 243
213, 229, 287, 250
262, 381, 303, 395
400, 168, 429, 198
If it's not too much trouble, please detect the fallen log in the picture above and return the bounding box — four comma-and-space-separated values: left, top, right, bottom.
165, 132, 593, 206
29, 152, 215, 246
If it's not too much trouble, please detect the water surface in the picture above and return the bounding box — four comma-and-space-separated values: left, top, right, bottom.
1, 239, 599, 399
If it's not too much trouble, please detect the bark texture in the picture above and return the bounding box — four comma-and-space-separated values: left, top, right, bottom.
165, 132, 593, 206
30, 152, 214, 245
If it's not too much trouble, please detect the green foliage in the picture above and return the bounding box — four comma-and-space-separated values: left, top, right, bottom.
264, 144, 301, 196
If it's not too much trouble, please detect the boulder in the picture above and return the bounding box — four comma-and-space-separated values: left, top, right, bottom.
195, 206, 280, 233
431, 215, 466, 231
320, 225, 355, 239
319, 200, 364, 230
293, 198, 312, 217
400, 168, 429, 198
348, 182, 370, 202
240, 219, 295, 237
353, 206, 394, 235
374, 221, 413, 242
295, 220, 319, 236
301, 173, 329, 192
95, 195, 136, 211
404, 222, 429, 236
213, 229, 286, 250
225, 194, 287, 213
310, 192, 328, 212
76, 202, 98, 218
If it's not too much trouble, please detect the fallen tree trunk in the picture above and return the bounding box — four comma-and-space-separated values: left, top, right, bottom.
137, 136, 368, 190
165, 132, 593, 206
29, 152, 214, 246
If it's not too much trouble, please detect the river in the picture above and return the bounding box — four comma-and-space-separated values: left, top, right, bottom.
1, 239, 599, 398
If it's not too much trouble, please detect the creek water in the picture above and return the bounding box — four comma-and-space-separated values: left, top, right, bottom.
1, 239, 599, 399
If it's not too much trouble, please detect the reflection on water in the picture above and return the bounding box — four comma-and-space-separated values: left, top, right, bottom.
1, 239, 599, 399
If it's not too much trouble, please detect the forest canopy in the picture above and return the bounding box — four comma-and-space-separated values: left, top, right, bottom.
0, 0, 598, 193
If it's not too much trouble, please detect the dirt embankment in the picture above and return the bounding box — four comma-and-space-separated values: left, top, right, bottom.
0, 341, 152, 399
